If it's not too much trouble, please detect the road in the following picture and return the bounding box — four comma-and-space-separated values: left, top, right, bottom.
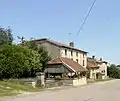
2, 79, 120, 101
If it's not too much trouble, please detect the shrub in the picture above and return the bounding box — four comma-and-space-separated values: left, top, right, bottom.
0, 44, 42, 79
107, 66, 120, 79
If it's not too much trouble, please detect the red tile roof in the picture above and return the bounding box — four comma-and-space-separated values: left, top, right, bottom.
48, 57, 87, 72
87, 62, 98, 68
35, 38, 88, 53
87, 58, 99, 68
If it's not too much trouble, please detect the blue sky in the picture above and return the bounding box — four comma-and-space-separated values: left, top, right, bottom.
0, 0, 120, 64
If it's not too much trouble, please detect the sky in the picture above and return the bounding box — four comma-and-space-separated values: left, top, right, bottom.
0, 0, 120, 64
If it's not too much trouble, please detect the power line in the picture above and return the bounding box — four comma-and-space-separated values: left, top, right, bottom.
76, 0, 97, 36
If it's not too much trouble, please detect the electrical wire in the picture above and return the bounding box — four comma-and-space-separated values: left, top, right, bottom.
76, 0, 97, 36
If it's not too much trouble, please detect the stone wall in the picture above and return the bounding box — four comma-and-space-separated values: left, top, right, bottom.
73, 77, 87, 86
45, 77, 87, 88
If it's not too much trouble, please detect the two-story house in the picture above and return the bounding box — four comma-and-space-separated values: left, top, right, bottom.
35, 38, 88, 68
87, 56, 108, 79
96, 58, 108, 79
87, 57, 99, 79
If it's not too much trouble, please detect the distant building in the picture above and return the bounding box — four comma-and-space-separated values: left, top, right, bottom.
87, 56, 108, 79
35, 38, 88, 68
87, 56, 100, 79
96, 58, 108, 79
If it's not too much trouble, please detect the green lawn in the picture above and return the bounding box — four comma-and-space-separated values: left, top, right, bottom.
0, 79, 41, 97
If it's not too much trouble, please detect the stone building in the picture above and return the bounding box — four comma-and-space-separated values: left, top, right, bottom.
35, 38, 88, 68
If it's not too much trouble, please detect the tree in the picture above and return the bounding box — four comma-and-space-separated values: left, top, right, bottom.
24, 39, 38, 51
86, 66, 90, 79
18, 37, 51, 72
17, 36, 38, 50
116, 65, 120, 67
110, 64, 116, 68
38, 46, 51, 71
107, 65, 120, 79
0, 44, 42, 79
0, 27, 13, 45
17, 36, 25, 45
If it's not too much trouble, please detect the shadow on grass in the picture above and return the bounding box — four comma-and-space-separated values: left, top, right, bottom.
0, 79, 43, 97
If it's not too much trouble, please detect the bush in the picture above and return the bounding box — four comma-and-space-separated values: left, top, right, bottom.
107, 66, 120, 79
0, 44, 42, 79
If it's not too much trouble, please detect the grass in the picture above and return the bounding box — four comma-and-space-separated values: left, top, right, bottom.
0, 78, 114, 97
0, 79, 42, 97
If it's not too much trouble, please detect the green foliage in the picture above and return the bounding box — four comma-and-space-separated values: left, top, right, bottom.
0, 31, 51, 79
116, 65, 120, 67
38, 46, 51, 71
86, 66, 90, 79
0, 27, 13, 45
110, 64, 116, 68
17, 36, 25, 45
107, 65, 120, 79
24, 40, 38, 51
0, 44, 42, 78
18, 36, 51, 72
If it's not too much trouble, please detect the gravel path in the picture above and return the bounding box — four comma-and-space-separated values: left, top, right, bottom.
1, 79, 120, 101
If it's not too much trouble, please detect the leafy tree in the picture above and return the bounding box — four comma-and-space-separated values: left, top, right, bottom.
110, 64, 116, 68
116, 65, 120, 67
86, 66, 90, 79
24, 39, 38, 51
26, 42, 51, 71
38, 46, 51, 71
0, 44, 42, 79
17, 36, 25, 45
17, 36, 38, 50
107, 65, 120, 79
0, 27, 13, 45
18, 37, 51, 72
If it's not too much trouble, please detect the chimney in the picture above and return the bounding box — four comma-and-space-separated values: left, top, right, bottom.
69, 41, 74, 47
100, 58, 102, 61
92, 55, 95, 59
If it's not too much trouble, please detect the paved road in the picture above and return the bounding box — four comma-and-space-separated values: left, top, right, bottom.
2, 79, 120, 101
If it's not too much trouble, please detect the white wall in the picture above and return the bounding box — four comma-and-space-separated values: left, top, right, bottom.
73, 77, 87, 86
98, 63, 107, 77
90, 68, 100, 79
60, 48, 87, 68
89, 62, 107, 79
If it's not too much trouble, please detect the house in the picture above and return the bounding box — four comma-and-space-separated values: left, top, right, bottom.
45, 57, 87, 86
87, 57, 100, 79
87, 56, 108, 79
35, 38, 88, 68
96, 58, 108, 79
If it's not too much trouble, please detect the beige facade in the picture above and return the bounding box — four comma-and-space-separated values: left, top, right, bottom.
36, 38, 87, 68
98, 62, 108, 78
90, 68, 100, 79
60, 48, 87, 68
89, 64, 107, 80
37, 41, 61, 59
87, 57, 108, 80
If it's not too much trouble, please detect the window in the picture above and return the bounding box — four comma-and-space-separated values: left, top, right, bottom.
76, 52, 78, 57
76, 59, 78, 63
102, 70, 105, 73
83, 54, 85, 58
71, 51, 73, 56
65, 49, 67, 55
83, 60, 85, 66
